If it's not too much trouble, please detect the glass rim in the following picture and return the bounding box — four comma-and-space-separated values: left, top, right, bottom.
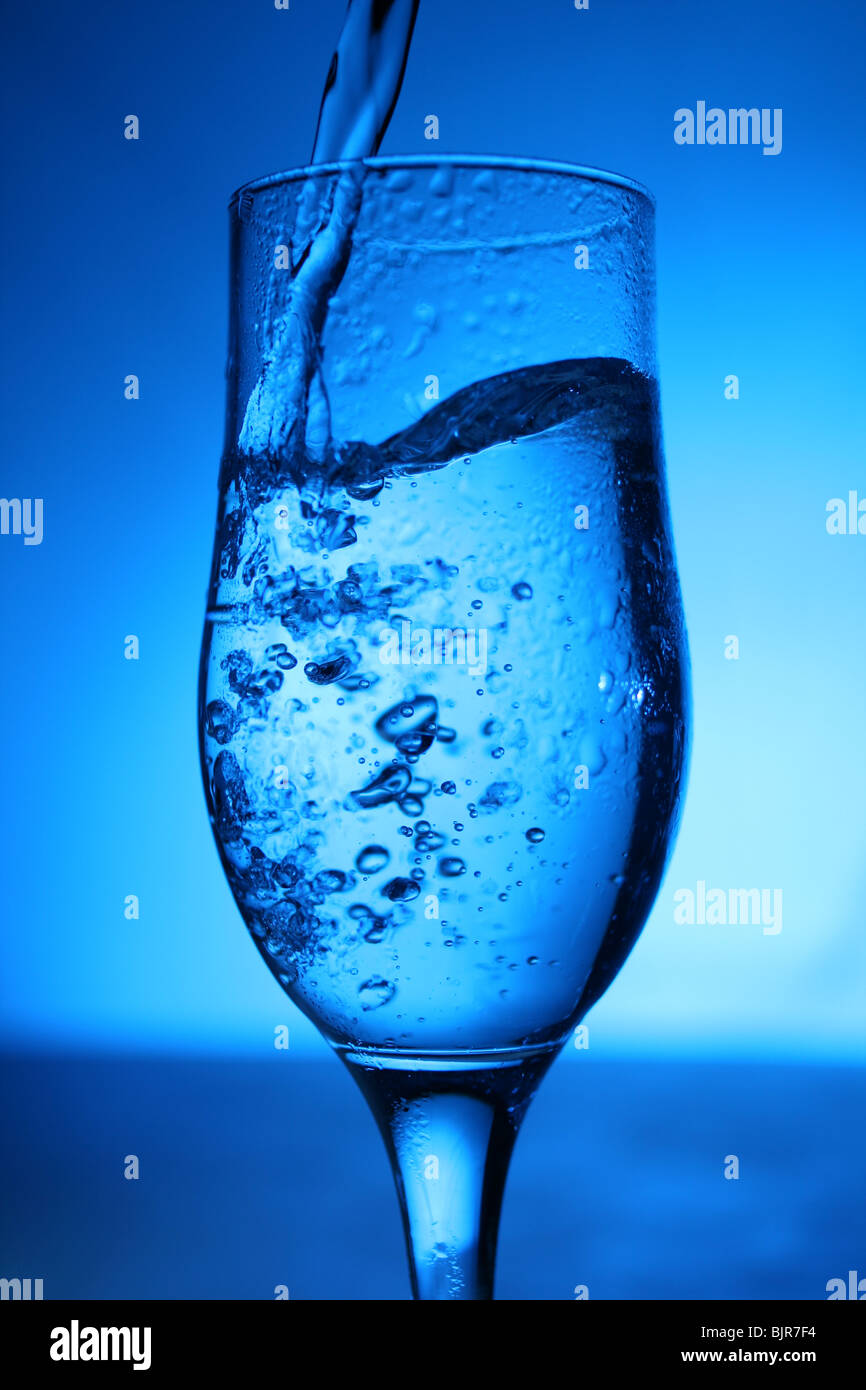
231, 154, 654, 208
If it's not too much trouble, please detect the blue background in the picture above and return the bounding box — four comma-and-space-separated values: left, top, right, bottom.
1, 0, 864, 1299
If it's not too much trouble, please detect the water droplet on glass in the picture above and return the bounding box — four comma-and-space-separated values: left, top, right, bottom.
577, 734, 607, 776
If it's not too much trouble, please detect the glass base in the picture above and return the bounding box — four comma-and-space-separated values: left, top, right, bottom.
333, 1039, 563, 1072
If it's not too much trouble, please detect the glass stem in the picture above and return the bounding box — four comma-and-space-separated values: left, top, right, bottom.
341, 1048, 555, 1300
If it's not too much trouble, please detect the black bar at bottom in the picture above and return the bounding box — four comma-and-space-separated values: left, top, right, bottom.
0, 1299, 861, 1374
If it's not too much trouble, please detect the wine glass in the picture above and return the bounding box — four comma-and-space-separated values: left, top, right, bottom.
199, 156, 689, 1300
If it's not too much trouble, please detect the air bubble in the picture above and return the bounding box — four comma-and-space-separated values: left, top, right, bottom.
355, 845, 390, 874
358, 978, 396, 1010
439, 857, 466, 877
382, 877, 421, 902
